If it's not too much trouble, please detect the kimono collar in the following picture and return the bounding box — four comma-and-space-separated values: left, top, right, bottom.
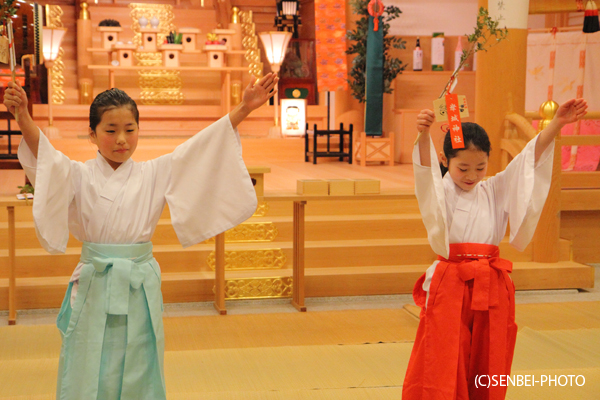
95, 151, 134, 180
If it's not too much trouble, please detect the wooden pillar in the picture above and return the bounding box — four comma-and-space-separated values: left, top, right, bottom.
215, 0, 232, 29
213, 232, 227, 315
109, 69, 115, 90
221, 71, 231, 115
77, 2, 94, 104
533, 101, 561, 262
475, 0, 529, 175
292, 201, 307, 312
8, 206, 17, 325
533, 136, 561, 262
229, 7, 243, 106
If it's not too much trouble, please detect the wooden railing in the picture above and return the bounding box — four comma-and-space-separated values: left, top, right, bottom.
212, 192, 412, 315
502, 111, 600, 262
500, 113, 536, 170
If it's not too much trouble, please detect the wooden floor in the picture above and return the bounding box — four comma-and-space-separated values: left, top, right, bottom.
1, 136, 416, 196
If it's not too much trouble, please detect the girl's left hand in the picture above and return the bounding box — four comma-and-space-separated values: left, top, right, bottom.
555, 98, 588, 126
242, 73, 278, 112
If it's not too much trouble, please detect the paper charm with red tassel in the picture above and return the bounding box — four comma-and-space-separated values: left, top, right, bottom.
583, 0, 600, 33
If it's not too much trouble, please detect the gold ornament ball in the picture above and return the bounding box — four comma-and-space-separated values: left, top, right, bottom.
537, 100, 559, 133
539, 100, 559, 120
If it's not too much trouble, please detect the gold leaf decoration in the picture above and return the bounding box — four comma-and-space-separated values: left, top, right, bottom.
207, 249, 287, 270
221, 277, 293, 299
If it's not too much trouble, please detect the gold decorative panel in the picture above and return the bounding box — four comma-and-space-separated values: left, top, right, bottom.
138, 71, 183, 88
240, 11, 263, 78
129, 3, 182, 105
222, 277, 293, 299
253, 201, 269, 217
134, 52, 163, 66
207, 249, 287, 271
129, 3, 176, 47
228, 223, 278, 242
204, 222, 278, 244
140, 86, 184, 104
46, 5, 65, 105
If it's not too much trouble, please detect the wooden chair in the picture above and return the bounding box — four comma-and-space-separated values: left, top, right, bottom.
304, 123, 353, 164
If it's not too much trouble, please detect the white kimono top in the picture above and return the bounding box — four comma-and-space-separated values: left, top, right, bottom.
413, 134, 555, 292
19, 115, 258, 283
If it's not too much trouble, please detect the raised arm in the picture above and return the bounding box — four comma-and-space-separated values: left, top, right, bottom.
228, 73, 278, 130
416, 109, 436, 167
3, 81, 40, 157
535, 98, 588, 163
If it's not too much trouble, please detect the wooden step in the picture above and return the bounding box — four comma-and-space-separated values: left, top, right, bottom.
0, 221, 83, 250
1, 214, 430, 249
158, 197, 421, 218
0, 237, 573, 279
151, 215, 429, 244
0, 261, 593, 310
0, 205, 33, 223
267, 197, 421, 216
0, 196, 422, 224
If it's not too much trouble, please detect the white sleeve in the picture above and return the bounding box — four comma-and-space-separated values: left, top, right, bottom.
164, 115, 258, 247
488, 133, 554, 251
413, 136, 449, 258
17, 131, 76, 254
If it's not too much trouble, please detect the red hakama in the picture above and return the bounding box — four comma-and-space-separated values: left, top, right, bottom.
403, 243, 517, 400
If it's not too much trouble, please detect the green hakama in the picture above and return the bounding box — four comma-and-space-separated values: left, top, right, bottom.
56, 242, 165, 400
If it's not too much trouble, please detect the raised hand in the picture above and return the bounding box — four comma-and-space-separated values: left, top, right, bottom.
3, 81, 29, 118
415, 109, 436, 166
242, 73, 279, 113
2, 81, 39, 157
417, 109, 435, 135
535, 98, 588, 162
555, 98, 588, 127
228, 73, 279, 129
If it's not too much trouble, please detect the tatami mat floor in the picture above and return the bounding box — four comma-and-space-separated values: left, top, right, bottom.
0, 265, 598, 399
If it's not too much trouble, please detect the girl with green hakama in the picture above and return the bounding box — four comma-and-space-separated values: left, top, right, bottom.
3, 73, 278, 399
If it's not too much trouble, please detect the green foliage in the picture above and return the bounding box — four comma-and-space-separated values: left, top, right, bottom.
99, 19, 121, 27
442, 6, 509, 97
346, 0, 406, 103
0, 0, 17, 26
18, 183, 34, 195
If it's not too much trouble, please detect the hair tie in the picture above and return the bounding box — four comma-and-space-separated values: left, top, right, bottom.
440, 123, 449, 133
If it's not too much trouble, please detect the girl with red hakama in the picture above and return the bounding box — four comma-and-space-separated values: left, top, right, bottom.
403, 99, 588, 400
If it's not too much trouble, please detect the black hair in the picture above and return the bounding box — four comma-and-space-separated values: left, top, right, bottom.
440, 122, 491, 176
89, 88, 139, 132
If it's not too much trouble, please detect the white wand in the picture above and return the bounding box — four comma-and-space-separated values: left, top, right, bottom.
7, 19, 19, 122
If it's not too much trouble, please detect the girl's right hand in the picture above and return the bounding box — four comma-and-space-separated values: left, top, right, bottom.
417, 109, 435, 135
3, 81, 29, 118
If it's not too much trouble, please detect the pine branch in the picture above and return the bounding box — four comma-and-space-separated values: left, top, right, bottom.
440, 7, 508, 98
